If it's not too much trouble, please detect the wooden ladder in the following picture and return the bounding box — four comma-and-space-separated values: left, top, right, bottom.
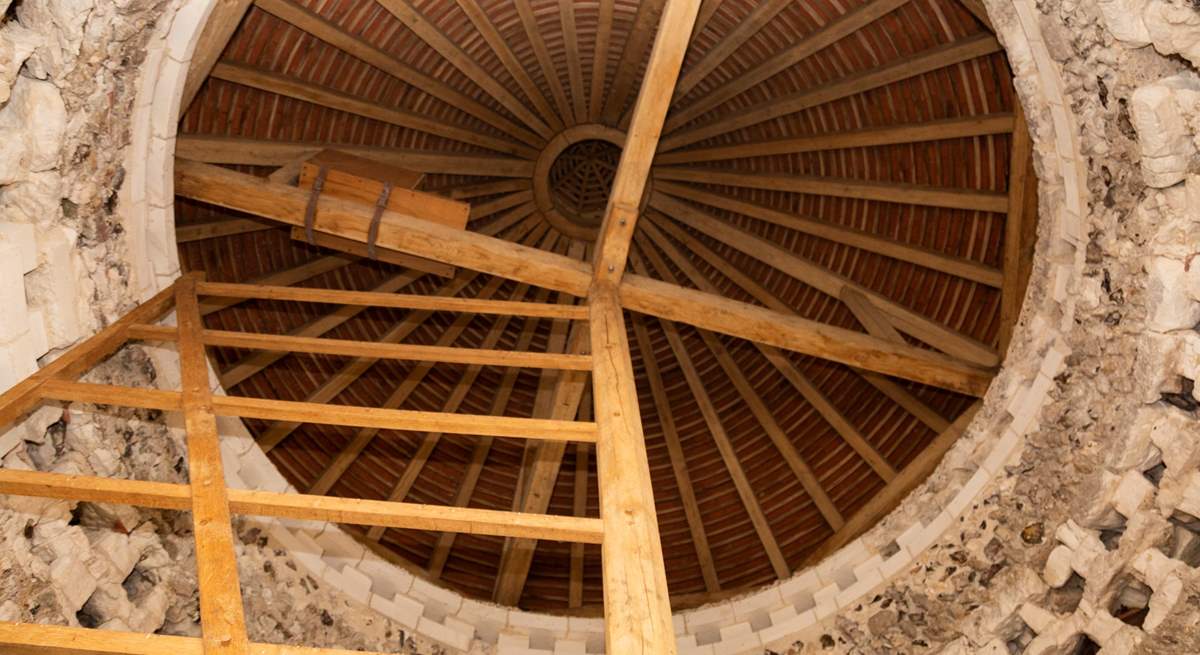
0, 272, 675, 654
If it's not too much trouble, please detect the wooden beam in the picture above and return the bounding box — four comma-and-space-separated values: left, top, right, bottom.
673, 0, 789, 99
588, 0, 614, 122
0, 281, 178, 430
287, 228, 456, 278
176, 218, 277, 243
444, 178, 532, 200
175, 160, 592, 297
554, 0, 587, 124
253, 0, 544, 147
210, 62, 537, 158
198, 254, 356, 317
180, 0, 253, 112
661, 32, 1001, 150
127, 324, 592, 370
515, 0, 575, 125
176, 274, 249, 655
629, 314, 720, 593
589, 281, 676, 655
175, 136, 535, 177
629, 267, 791, 580
592, 0, 701, 282
689, 0, 723, 45
0, 468, 606, 544
957, 0, 994, 30
645, 197, 999, 367
599, 0, 667, 125
196, 281, 588, 319
454, 0, 565, 132
665, 0, 910, 131
468, 190, 535, 222
375, 0, 555, 139
654, 113, 1015, 165
642, 218, 951, 434
652, 166, 1009, 214
568, 395, 591, 607
653, 180, 1003, 287
175, 162, 992, 392
218, 272, 423, 389
1000, 105, 1035, 354
805, 403, 980, 563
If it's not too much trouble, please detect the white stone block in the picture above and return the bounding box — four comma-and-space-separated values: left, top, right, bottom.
1097, 0, 1152, 45
0, 222, 37, 273
508, 608, 567, 633
417, 615, 473, 652
411, 575, 464, 615
1130, 74, 1200, 188
683, 600, 735, 632
369, 592, 423, 629
25, 227, 86, 350
553, 638, 587, 654
717, 621, 761, 654
731, 586, 783, 622
314, 527, 366, 570
759, 608, 817, 650
0, 243, 30, 343
50, 554, 98, 614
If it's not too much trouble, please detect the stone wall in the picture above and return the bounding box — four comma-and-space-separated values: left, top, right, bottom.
1, 0, 1199, 653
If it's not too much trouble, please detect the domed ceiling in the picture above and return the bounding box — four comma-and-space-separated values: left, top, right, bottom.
174, 0, 1023, 612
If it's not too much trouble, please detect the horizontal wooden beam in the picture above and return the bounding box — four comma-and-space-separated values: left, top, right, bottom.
37, 381, 600, 443
175, 218, 278, 243
654, 113, 1014, 165
195, 281, 589, 318
653, 166, 1009, 213
175, 136, 535, 177
127, 325, 592, 370
0, 469, 606, 543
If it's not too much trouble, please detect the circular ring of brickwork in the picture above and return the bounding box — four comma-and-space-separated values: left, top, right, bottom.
533, 124, 627, 241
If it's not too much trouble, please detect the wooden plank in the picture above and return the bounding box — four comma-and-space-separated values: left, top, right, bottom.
0, 469, 605, 544
215, 395, 598, 442
805, 403, 980, 563
219, 272, 424, 389
0, 281, 178, 431
299, 155, 470, 231
253, 0, 544, 147
196, 281, 589, 319
175, 135, 535, 177
568, 438, 590, 607
198, 254, 356, 317
592, 0, 701, 282
652, 166, 1009, 214
662, 32, 1001, 150
126, 325, 592, 370
175, 160, 593, 297
176, 218, 278, 243
287, 228, 456, 278
599, 0, 667, 125
1000, 105, 1034, 353
176, 274, 249, 655
456, 0, 565, 131
588, 0, 615, 122
40, 381, 181, 411
589, 281, 676, 655
673, 0, 790, 98
375, 0, 555, 139
666, 0, 910, 130
180, 0, 253, 111
301, 149, 423, 191
468, 190, 534, 222
653, 181, 1003, 287
645, 199, 999, 367
629, 314, 720, 592
444, 178, 531, 200
210, 62, 537, 158
654, 113, 1015, 165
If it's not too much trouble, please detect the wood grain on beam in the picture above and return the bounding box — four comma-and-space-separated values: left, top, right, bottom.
599, 0, 666, 125
176, 136, 535, 177
593, 0, 701, 282
180, 0, 253, 112
554, 0, 587, 124
673, 0, 790, 98
1000, 105, 1035, 353
652, 166, 1009, 214
654, 114, 1015, 165
210, 62, 537, 158
589, 280, 676, 655
176, 218, 278, 243
254, 0, 543, 147
176, 274, 249, 655
198, 254, 356, 317
662, 32, 1000, 150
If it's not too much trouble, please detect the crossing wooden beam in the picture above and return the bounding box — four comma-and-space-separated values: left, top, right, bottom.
180, 0, 253, 111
